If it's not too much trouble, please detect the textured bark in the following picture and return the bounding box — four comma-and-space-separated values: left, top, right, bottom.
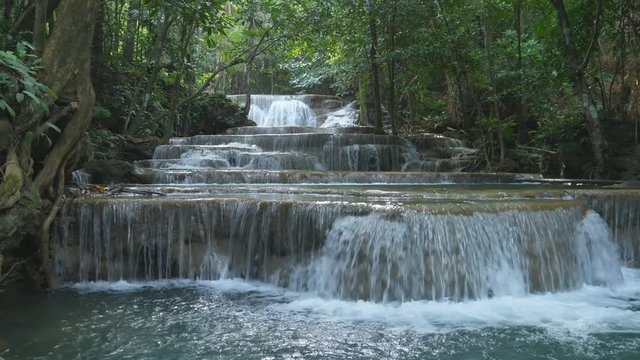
0, 148, 24, 210
33, 0, 48, 54
35, 0, 98, 194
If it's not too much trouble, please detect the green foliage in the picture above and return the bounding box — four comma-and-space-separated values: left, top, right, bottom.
92, 105, 112, 121
0, 0, 623, 176
89, 129, 125, 160
0, 43, 50, 119
189, 93, 247, 135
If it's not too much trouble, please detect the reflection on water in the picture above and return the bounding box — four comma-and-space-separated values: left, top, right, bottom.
1, 268, 640, 359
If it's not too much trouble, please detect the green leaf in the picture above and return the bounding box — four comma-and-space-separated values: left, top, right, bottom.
16, 92, 24, 103
43, 121, 62, 133
0, 99, 16, 118
22, 90, 38, 101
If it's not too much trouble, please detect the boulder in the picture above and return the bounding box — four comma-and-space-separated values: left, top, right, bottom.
83, 159, 150, 184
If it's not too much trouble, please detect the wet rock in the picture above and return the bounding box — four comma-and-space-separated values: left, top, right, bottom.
83, 159, 150, 184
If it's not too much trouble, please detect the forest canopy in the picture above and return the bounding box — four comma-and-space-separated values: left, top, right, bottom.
2, 1, 639, 171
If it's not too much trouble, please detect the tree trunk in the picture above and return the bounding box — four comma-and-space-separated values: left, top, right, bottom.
35, 0, 98, 194
387, 3, 398, 135
33, 0, 48, 54
122, 0, 139, 63
0, 147, 24, 211
92, 0, 106, 101
550, 0, 606, 178
367, 0, 384, 134
515, 0, 529, 144
358, 78, 369, 126
126, 11, 174, 135
3, 0, 14, 29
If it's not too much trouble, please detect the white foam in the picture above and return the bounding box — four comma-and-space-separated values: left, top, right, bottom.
320, 102, 357, 128
250, 99, 317, 127
277, 268, 640, 336
68, 268, 640, 338
69, 279, 196, 293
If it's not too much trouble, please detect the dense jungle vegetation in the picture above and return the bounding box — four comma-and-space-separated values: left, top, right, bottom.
0, 0, 639, 286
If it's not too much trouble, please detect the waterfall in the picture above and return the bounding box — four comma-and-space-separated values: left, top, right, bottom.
569, 191, 640, 267
320, 101, 358, 128
246, 95, 317, 127
53, 197, 623, 302
288, 209, 622, 302
237, 94, 359, 128
55, 93, 637, 310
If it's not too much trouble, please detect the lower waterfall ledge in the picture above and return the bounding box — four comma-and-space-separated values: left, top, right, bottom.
52, 192, 622, 302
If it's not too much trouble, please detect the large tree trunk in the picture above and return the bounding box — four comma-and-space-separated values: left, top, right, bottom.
35, 0, 97, 195
1, 0, 97, 288
550, 0, 606, 178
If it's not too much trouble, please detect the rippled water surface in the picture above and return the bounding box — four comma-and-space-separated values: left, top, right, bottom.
2, 269, 640, 360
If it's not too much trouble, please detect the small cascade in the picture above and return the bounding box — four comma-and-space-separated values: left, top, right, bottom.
71, 170, 91, 186
253, 99, 317, 127
230, 94, 357, 127
568, 191, 640, 267
320, 101, 358, 128
132, 95, 477, 181
146, 133, 420, 177
289, 209, 621, 301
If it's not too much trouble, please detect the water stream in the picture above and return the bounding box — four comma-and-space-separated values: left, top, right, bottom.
2, 95, 640, 359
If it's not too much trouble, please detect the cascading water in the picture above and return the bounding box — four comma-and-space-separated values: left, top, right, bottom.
243, 95, 319, 127
289, 209, 622, 302
54, 197, 622, 302
28, 93, 640, 359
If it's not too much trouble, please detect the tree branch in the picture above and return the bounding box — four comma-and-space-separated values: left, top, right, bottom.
178, 27, 283, 107
579, 0, 603, 72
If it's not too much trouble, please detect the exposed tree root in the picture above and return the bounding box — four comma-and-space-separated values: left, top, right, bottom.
0, 148, 24, 210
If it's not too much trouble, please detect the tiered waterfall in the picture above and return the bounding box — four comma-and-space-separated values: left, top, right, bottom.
53, 94, 639, 302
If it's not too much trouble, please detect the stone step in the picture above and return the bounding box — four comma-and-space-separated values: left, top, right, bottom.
56, 194, 609, 302
227, 126, 377, 135
138, 169, 542, 185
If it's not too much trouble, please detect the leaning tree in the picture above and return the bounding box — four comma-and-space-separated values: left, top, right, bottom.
0, 0, 98, 287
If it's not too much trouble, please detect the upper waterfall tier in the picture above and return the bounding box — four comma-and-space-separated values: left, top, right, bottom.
228, 94, 356, 127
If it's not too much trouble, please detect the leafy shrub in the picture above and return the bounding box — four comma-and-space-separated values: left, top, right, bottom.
189, 93, 249, 135
0, 43, 50, 119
